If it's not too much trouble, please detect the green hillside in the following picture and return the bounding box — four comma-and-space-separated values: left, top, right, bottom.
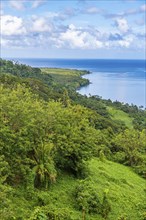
36, 158, 146, 220
88, 159, 146, 220
0, 59, 146, 220
2, 159, 145, 220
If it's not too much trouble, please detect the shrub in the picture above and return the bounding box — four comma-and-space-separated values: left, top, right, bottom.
29, 206, 74, 220
74, 179, 101, 214
74, 179, 111, 219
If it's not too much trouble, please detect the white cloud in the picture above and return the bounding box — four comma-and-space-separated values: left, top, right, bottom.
103, 35, 134, 49
140, 4, 146, 12
10, 0, 25, 10
0, 12, 144, 52
84, 7, 101, 14
59, 24, 103, 49
1, 15, 26, 35
60, 25, 87, 49
1, 38, 10, 47
32, 0, 45, 9
115, 18, 130, 33
31, 17, 53, 32
104, 4, 146, 19
118, 39, 130, 48
45, 12, 59, 19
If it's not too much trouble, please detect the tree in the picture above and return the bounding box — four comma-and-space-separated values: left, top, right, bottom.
48, 103, 98, 176
112, 129, 146, 174
0, 85, 57, 187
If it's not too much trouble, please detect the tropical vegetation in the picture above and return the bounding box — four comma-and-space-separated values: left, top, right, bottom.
0, 58, 146, 219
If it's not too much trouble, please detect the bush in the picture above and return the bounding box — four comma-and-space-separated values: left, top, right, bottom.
100, 190, 111, 219
74, 179, 101, 214
29, 206, 74, 220
74, 179, 111, 219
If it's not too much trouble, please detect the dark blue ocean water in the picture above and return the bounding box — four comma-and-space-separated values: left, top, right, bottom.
10, 58, 146, 107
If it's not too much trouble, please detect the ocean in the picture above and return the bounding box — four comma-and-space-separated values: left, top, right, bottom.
10, 58, 146, 107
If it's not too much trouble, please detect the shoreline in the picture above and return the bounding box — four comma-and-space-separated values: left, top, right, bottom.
5, 59, 145, 108
41, 67, 144, 109
76, 70, 145, 109
41, 67, 145, 109
2, 58, 144, 108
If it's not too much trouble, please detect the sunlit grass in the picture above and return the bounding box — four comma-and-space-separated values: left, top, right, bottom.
107, 106, 133, 128
41, 68, 87, 76
38, 158, 146, 220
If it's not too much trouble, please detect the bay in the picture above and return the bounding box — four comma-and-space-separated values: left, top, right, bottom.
10, 58, 146, 107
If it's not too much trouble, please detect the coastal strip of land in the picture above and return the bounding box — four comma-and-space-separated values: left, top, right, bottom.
41, 67, 91, 90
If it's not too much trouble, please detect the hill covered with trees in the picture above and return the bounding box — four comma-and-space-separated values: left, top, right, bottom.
0, 59, 146, 220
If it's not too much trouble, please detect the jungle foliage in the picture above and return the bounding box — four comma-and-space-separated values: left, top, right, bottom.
0, 59, 146, 219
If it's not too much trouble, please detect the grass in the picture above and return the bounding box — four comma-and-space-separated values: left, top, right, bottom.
30, 158, 145, 220
41, 68, 89, 76
88, 158, 146, 220
107, 106, 133, 128
4, 159, 146, 220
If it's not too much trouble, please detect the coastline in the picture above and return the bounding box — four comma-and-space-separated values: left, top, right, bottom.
40, 67, 145, 108
5, 58, 145, 107
77, 70, 146, 108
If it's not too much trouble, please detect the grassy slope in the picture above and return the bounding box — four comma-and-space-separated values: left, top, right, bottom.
88, 159, 146, 220
8, 159, 146, 220
39, 158, 145, 220
107, 106, 133, 128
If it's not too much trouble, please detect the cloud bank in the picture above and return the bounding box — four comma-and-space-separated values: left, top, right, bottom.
1, 1, 145, 53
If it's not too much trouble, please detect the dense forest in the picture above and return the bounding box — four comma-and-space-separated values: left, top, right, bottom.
0, 59, 146, 220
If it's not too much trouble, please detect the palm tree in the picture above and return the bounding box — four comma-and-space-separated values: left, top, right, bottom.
32, 140, 57, 188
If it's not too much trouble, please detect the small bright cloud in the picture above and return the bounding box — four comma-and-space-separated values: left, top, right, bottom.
31, 17, 53, 32
140, 4, 146, 12
10, 0, 25, 10
115, 18, 130, 33
60, 24, 87, 49
84, 7, 101, 14
32, 0, 46, 9
59, 24, 103, 49
1, 15, 26, 35
118, 39, 131, 48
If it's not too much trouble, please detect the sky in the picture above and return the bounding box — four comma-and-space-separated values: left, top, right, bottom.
0, 0, 146, 59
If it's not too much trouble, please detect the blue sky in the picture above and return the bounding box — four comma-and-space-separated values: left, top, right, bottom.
1, 0, 146, 59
